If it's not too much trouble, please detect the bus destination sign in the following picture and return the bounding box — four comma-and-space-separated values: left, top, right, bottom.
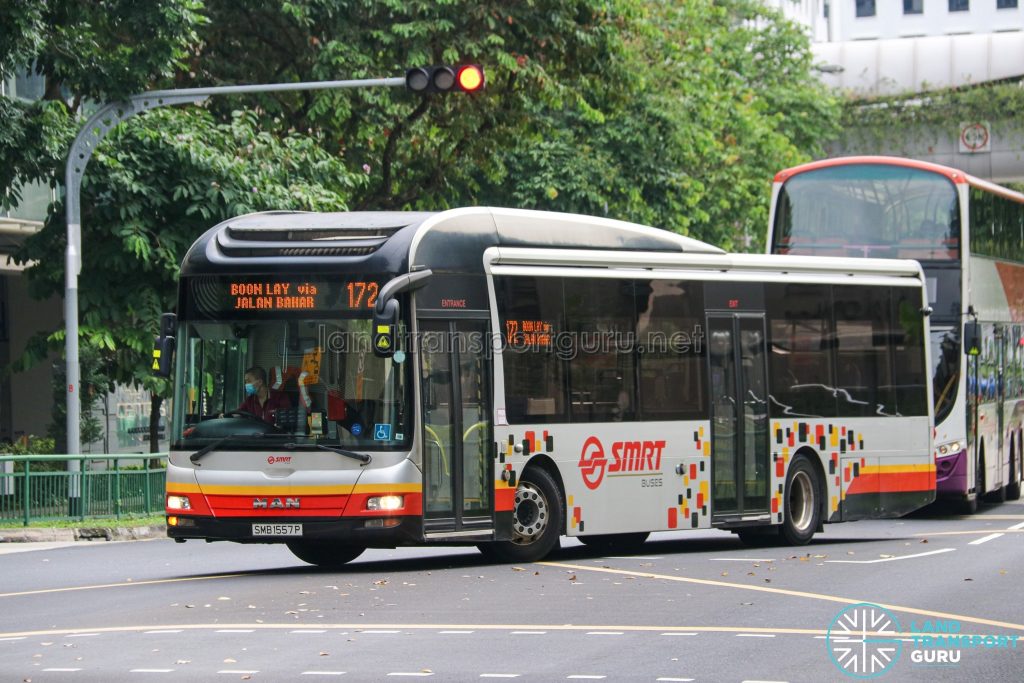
185, 276, 381, 318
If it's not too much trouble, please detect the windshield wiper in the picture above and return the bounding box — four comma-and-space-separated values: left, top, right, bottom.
190, 433, 265, 465
281, 441, 372, 465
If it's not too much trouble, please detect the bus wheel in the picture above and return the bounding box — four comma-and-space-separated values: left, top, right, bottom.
1007, 451, 1022, 501
480, 467, 563, 563
578, 532, 649, 554
779, 457, 820, 546
286, 541, 365, 568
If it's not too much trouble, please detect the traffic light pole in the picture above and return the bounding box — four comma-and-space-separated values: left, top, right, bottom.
63, 75, 403, 512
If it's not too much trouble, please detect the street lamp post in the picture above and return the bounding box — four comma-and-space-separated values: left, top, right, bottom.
62, 75, 403, 512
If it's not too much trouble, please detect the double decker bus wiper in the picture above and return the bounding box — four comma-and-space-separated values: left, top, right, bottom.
281, 441, 372, 465
190, 433, 266, 465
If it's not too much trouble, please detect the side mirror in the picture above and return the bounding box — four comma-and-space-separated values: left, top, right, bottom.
152, 312, 177, 377
372, 269, 433, 358
964, 320, 981, 357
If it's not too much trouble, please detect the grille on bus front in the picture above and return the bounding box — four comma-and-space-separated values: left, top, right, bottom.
215, 225, 398, 258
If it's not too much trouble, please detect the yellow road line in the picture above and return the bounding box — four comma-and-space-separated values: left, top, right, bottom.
0, 573, 248, 599
540, 561, 1024, 633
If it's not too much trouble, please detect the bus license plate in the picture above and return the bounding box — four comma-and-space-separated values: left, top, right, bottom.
252, 523, 302, 537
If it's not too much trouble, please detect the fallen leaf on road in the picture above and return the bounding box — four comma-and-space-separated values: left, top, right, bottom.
512, 566, 525, 571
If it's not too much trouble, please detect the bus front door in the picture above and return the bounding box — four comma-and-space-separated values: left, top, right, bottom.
420, 319, 494, 538
707, 314, 771, 522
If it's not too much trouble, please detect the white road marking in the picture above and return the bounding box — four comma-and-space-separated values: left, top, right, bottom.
480, 675, 520, 679
216, 629, 254, 633
659, 632, 698, 637
968, 533, 1004, 546
301, 672, 347, 676
440, 630, 474, 634
42, 668, 82, 672
218, 671, 259, 675
605, 557, 663, 560
362, 629, 401, 634
511, 631, 546, 635
709, 558, 775, 563
130, 669, 175, 673
656, 678, 695, 682
567, 677, 606, 680
387, 673, 433, 677
292, 629, 328, 634
825, 548, 955, 564
736, 633, 776, 638
0, 636, 26, 641
585, 631, 623, 636
1008, 521, 1024, 531
144, 630, 183, 634
66, 632, 99, 637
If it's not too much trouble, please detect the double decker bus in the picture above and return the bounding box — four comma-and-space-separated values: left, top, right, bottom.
157, 207, 934, 566
768, 156, 1024, 512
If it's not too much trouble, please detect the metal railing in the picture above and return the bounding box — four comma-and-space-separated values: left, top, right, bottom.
0, 454, 167, 526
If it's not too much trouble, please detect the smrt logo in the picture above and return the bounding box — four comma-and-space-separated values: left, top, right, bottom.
578, 436, 607, 490
267, 455, 292, 465
578, 436, 666, 490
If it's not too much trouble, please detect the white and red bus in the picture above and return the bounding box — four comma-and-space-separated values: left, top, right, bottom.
769, 156, 1024, 512
157, 207, 934, 566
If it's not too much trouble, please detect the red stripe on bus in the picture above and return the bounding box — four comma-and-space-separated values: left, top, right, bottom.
846, 471, 935, 495
773, 156, 968, 184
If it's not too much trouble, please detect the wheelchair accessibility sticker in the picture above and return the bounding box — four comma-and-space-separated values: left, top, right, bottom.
374, 423, 393, 441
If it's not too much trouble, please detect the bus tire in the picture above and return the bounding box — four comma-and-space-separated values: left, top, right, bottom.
578, 532, 649, 553
778, 456, 820, 546
286, 541, 365, 568
480, 467, 563, 563
1007, 451, 1022, 501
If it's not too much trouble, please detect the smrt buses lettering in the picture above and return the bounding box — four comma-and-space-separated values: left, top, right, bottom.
609, 440, 665, 473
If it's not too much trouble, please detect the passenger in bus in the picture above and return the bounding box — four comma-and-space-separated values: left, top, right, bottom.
235, 366, 291, 424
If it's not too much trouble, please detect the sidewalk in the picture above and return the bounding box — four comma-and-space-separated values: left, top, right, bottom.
0, 525, 166, 543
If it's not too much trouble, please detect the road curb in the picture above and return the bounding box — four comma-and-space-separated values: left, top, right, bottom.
0, 525, 166, 543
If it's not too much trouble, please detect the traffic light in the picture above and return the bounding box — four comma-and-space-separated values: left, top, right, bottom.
406, 65, 485, 94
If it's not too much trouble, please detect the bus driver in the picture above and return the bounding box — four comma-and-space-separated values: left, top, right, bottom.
236, 366, 291, 424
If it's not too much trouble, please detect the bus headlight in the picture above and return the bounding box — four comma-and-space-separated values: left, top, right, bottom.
366, 495, 404, 511
937, 441, 962, 456
166, 495, 192, 510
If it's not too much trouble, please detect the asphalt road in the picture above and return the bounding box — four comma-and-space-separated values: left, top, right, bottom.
0, 499, 1021, 682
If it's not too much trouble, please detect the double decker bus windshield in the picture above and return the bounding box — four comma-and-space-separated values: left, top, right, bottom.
171, 275, 410, 451
772, 165, 961, 261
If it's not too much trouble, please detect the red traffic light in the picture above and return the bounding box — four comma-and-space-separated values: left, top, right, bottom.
406, 65, 485, 94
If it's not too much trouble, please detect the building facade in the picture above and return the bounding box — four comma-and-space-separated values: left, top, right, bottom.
764, 0, 1024, 181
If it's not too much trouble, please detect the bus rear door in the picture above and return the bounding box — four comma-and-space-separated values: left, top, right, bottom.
707, 313, 771, 523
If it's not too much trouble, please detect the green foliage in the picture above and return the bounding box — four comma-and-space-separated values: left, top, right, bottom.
47, 345, 110, 452
838, 81, 1024, 154
15, 107, 364, 400
0, 435, 56, 455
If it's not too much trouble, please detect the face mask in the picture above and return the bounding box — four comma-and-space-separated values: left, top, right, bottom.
244, 382, 256, 396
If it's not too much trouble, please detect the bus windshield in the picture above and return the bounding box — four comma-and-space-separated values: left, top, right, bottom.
172, 317, 410, 451
773, 165, 961, 261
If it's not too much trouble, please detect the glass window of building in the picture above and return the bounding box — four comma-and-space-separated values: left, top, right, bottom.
948, 0, 969, 11
997, 0, 1017, 9
903, 0, 923, 13
856, 0, 877, 17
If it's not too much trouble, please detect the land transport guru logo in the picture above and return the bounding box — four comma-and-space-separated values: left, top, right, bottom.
577, 435, 666, 490
826, 603, 903, 678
